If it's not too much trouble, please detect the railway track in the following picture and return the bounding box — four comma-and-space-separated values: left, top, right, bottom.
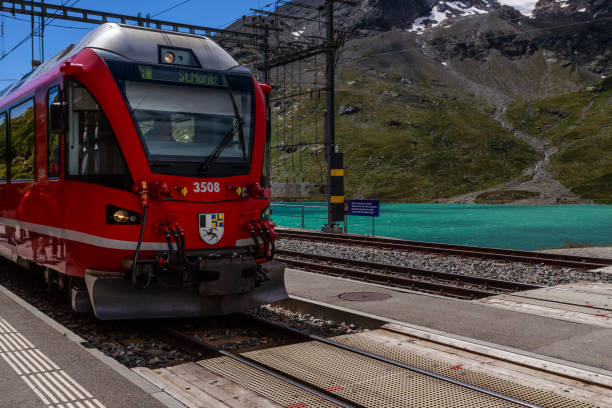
277, 229, 612, 270
160, 316, 547, 408
276, 249, 543, 299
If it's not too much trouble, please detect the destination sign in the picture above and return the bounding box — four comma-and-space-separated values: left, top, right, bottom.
137, 65, 223, 86
345, 199, 380, 217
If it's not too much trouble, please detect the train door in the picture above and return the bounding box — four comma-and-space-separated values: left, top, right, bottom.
43, 86, 65, 268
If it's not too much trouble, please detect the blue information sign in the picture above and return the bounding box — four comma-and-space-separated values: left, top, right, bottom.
344, 199, 380, 217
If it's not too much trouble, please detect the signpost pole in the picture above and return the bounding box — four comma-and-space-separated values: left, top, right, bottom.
372, 216, 375, 237
344, 199, 379, 236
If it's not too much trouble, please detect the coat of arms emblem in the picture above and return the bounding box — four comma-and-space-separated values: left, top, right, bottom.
199, 213, 224, 245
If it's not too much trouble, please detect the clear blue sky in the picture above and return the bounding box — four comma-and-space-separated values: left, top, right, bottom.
0, 0, 269, 81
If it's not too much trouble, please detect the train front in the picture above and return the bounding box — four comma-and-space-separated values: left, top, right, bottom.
69, 25, 287, 319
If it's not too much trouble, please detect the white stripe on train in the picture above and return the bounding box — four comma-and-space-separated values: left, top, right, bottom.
0, 217, 253, 251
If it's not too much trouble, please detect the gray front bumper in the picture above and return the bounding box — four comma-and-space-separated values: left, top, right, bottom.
83, 260, 287, 320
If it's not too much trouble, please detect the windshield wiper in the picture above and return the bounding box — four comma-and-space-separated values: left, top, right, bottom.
198, 120, 240, 175
198, 76, 247, 176
225, 83, 247, 161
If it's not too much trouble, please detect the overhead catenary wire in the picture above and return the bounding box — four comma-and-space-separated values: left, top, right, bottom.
150, 0, 192, 18
0, 13, 90, 30
245, 2, 611, 201
1, 12, 5, 56
0, 0, 81, 64
260, 0, 330, 195
258, 13, 612, 91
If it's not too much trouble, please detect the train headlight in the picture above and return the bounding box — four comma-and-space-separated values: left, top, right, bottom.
106, 205, 141, 225
163, 51, 175, 64
159, 47, 200, 67
113, 209, 130, 224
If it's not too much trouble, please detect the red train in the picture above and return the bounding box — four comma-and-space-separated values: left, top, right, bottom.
0, 23, 287, 319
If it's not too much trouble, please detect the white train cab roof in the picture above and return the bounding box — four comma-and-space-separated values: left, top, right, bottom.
1, 23, 242, 99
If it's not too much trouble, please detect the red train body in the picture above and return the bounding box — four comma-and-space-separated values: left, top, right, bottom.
0, 24, 286, 319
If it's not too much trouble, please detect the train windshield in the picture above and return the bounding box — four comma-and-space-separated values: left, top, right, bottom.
108, 61, 254, 177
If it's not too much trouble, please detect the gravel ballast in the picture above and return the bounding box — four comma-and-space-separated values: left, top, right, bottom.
277, 239, 611, 286
0, 259, 358, 369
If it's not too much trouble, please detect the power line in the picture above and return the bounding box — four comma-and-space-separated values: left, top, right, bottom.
0, 35, 31, 63
150, 0, 192, 18
0, 0, 261, 67
1, 12, 5, 56
0, 1, 260, 43
0, 0, 80, 63
0, 12, 89, 29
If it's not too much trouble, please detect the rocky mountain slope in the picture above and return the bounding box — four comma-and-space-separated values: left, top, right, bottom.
230, 0, 611, 203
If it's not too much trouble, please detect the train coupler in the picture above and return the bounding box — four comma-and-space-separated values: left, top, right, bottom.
198, 257, 262, 296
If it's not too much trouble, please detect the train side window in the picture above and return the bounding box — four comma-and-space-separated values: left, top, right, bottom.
47, 87, 61, 179
9, 98, 35, 182
67, 82, 129, 189
0, 112, 6, 182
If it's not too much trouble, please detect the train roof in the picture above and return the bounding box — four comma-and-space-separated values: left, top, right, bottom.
0, 23, 241, 99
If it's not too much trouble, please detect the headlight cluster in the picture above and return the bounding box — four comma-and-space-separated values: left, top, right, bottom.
106, 205, 141, 225
163, 52, 175, 64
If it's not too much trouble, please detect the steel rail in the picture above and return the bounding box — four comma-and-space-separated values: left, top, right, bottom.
277, 255, 501, 299
246, 315, 544, 408
161, 328, 360, 408
164, 320, 543, 408
277, 230, 612, 269
277, 249, 543, 293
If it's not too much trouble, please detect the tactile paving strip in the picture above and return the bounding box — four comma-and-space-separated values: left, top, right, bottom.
332, 333, 597, 408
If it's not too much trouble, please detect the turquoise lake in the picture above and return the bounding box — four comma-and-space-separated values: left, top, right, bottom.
271, 203, 612, 250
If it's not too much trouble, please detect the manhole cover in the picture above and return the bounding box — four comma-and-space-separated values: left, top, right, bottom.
339, 292, 391, 302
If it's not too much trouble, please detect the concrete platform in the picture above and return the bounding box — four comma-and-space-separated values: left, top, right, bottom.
0, 286, 178, 408
284, 269, 612, 374
477, 282, 612, 329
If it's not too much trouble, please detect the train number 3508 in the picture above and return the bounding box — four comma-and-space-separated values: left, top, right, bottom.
193, 182, 221, 193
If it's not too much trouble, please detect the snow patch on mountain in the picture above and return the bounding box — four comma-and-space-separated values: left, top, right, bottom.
409, 1, 488, 33
496, 0, 539, 16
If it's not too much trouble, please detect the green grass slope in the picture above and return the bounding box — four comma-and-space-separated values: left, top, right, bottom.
271, 35, 539, 201
506, 79, 612, 203
269, 27, 609, 203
